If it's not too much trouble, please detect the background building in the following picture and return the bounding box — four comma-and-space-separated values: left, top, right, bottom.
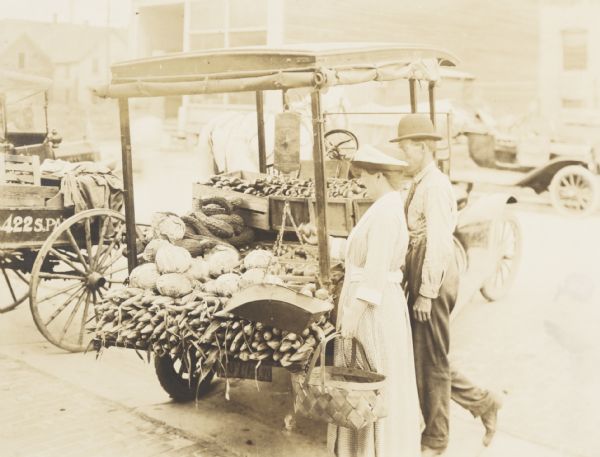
540, 0, 600, 144
132, 0, 540, 136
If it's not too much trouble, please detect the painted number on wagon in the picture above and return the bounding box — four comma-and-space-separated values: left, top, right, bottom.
0, 214, 61, 234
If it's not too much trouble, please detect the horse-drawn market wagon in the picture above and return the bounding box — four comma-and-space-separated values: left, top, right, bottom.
1, 69, 128, 352
89, 43, 521, 403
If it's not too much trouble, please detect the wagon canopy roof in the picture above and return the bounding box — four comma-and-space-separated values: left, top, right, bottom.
93, 42, 458, 99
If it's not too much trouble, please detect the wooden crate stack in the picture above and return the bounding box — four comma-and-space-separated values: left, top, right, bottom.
0, 153, 41, 186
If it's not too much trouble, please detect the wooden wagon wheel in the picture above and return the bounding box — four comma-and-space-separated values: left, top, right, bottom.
154, 352, 215, 402
549, 165, 599, 217
480, 210, 522, 302
0, 252, 30, 313
29, 209, 130, 352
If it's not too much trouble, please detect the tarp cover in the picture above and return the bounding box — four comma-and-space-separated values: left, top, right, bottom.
93, 43, 457, 98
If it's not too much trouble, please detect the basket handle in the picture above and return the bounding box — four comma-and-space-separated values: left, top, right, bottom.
303, 331, 339, 389
303, 332, 374, 389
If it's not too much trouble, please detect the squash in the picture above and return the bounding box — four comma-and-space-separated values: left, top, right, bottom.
129, 263, 160, 290
142, 239, 170, 263
155, 243, 192, 274
156, 273, 193, 298
243, 249, 273, 270
213, 273, 241, 296
205, 245, 240, 276
185, 258, 210, 282
151, 212, 186, 242
240, 268, 267, 288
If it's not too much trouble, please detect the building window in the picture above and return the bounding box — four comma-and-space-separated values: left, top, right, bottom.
188, 0, 268, 106
18, 52, 25, 69
188, 0, 268, 50
561, 98, 584, 109
562, 29, 587, 71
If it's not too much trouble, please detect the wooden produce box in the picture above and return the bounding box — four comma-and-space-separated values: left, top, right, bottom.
270, 196, 356, 237
269, 196, 311, 232
309, 198, 354, 237
0, 153, 41, 185
192, 170, 270, 230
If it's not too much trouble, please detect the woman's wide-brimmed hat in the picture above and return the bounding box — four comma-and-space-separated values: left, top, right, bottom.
351, 144, 407, 172
389, 114, 443, 143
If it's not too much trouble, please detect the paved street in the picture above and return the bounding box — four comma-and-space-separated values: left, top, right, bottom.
1, 149, 599, 456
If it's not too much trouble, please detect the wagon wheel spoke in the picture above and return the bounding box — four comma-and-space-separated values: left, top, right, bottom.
58, 289, 87, 344
36, 281, 81, 306
49, 248, 86, 275
12, 269, 29, 283
78, 291, 92, 345
38, 272, 85, 281
84, 218, 94, 269
65, 227, 89, 272
1, 268, 19, 302
94, 217, 111, 268
44, 284, 86, 327
96, 224, 125, 272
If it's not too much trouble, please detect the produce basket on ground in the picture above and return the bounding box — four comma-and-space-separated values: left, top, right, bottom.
291, 332, 387, 431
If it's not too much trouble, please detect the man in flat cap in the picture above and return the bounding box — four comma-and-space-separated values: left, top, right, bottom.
393, 114, 502, 455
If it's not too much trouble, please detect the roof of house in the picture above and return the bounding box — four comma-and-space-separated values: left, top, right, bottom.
0, 19, 127, 64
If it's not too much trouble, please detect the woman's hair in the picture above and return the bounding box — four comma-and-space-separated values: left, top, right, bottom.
350, 163, 405, 190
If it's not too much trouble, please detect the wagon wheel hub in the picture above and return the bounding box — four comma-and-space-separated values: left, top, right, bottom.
86, 271, 106, 290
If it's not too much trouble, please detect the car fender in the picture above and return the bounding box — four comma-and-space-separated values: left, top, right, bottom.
515, 158, 590, 194
455, 193, 516, 251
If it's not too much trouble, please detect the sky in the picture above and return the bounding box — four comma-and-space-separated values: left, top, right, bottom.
0, 0, 133, 28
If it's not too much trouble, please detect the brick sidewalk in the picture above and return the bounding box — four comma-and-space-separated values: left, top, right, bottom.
0, 354, 229, 457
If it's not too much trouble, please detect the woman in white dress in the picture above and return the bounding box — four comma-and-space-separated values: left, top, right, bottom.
326, 146, 422, 457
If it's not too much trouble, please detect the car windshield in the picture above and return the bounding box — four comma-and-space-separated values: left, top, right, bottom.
5, 90, 46, 133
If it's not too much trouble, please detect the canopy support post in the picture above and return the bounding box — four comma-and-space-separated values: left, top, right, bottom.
255, 91, 267, 173
428, 81, 436, 125
409, 79, 417, 113
118, 97, 137, 273
310, 90, 330, 285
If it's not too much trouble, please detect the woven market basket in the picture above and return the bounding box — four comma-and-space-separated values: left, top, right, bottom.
291, 332, 387, 430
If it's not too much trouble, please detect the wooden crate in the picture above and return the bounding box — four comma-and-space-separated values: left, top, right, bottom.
270, 196, 311, 232
192, 170, 270, 230
0, 184, 62, 209
0, 153, 41, 186
352, 198, 375, 224
309, 198, 355, 237
271, 196, 356, 237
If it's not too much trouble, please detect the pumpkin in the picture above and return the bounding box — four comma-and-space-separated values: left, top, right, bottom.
152, 212, 186, 242
129, 263, 160, 290
155, 243, 192, 274
243, 249, 273, 270
156, 273, 193, 298
142, 239, 170, 263
185, 257, 210, 282
205, 245, 240, 276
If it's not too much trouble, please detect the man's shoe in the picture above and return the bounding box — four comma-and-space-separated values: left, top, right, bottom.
481, 395, 502, 446
421, 445, 443, 456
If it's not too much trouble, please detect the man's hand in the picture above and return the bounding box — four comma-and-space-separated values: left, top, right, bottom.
413, 295, 432, 322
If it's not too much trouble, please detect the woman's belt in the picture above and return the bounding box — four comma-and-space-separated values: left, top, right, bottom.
349, 267, 403, 283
